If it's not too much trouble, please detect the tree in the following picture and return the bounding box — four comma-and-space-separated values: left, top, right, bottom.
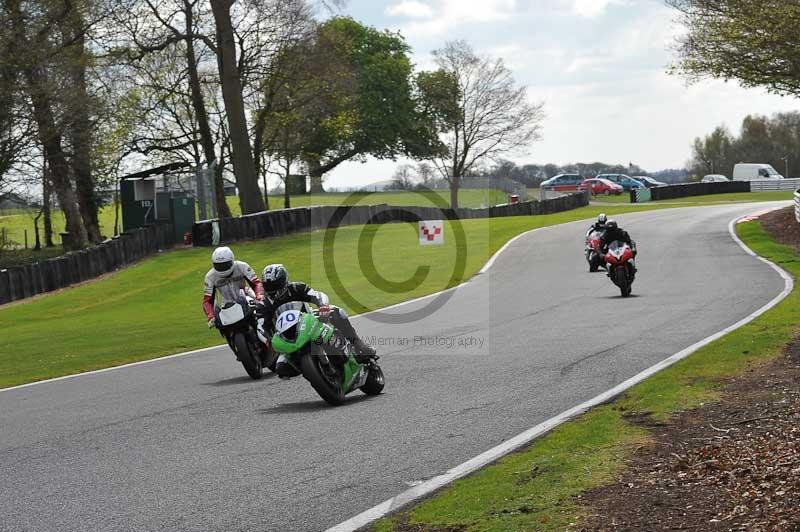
0, 20, 33, 190
669, 0, 800, 96
62, 1, 102, 242
210, 0, 265, 214
4, 0, 88, 249
419, 40, 544, 208
688, 126, 735, 178
110, 0, 234, 218
254, 5, 323, 205
388, 164, 415, 190
688, 112, 800, 179
415, 161, 436, 188
267, 17, 440, 193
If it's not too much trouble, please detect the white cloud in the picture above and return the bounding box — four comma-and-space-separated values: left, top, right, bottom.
439, 0, 516, 21
385, 1, 434, 18
397, 0, 518, 38
571, 0, 619, 17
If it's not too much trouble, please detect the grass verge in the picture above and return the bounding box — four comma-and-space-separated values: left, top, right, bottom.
371, 219, 800, 531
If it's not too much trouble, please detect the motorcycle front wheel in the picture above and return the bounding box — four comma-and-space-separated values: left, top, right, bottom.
615, 266, 631, 297
300, 351, 345, 406
589, 253, 600, 272
360, 364, 385, 396
233, 332, 263, 380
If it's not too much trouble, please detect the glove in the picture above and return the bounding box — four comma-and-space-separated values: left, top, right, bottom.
207, 318, 216, 329
318, 305, 331, 318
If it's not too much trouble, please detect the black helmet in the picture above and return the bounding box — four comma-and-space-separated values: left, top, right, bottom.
262, 263, 288, 300
597, 213, 607, 224
605, 219, 618, 230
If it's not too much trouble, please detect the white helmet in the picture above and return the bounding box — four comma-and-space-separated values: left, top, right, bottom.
211, 246, 235, 276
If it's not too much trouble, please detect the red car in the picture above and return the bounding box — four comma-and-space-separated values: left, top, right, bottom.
579, 178, 624, 196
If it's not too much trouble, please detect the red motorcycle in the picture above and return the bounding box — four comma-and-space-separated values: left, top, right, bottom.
604, 241, 636, 297
585, 230, 604, 272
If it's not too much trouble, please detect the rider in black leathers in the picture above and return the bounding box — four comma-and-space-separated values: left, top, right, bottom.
600, 219, 637, 256
256, 264, 376, 378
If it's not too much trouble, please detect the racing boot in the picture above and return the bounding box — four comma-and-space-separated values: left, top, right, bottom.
352, 337, 377, 361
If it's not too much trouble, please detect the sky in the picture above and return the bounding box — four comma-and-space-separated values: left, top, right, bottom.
324, 0, 799, 189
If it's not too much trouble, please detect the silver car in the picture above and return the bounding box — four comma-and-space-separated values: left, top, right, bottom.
701, 174, 729, 183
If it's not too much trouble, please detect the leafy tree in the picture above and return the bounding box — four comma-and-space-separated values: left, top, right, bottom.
669, 0, 800, 96
264, 17, 440, 193
4, 0, 89, 249
688, 112, 800, 179
688, 126, 736, 178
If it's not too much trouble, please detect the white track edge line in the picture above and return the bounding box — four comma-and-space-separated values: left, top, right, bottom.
325, 211, 794, 532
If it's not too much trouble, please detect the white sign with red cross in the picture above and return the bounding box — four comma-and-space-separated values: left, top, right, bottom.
419, 220, 444, 246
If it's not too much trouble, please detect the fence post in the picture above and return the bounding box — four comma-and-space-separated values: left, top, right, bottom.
0, 269, 10, 305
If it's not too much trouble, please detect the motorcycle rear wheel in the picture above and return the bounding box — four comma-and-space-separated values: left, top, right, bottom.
615, 266, 631, 297
301, 352, 345, 406
233, 332, 263, 380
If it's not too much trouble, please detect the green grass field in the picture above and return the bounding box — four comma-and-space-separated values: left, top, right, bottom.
0, 189, 509, 247
373, 219, 800, 531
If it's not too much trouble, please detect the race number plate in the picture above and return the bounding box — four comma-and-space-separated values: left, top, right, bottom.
276, 310, 301, 334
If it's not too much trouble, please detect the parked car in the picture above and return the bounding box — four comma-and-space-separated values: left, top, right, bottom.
579, 178, 624, 196
732, 163, 784, 181
701, 174, 729, 183
596, 174, 645, 191
633, 176, 666, 188
540, 173, 584, 192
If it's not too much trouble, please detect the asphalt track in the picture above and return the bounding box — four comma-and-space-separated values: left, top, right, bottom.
0, 203, 788, 532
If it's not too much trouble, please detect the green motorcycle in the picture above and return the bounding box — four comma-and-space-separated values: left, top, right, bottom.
270, 302, 385, 406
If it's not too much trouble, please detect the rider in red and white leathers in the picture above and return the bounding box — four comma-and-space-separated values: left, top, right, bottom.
202, 246, 264, 327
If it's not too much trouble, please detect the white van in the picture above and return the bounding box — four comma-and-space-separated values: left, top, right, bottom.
732, 163, 784, 181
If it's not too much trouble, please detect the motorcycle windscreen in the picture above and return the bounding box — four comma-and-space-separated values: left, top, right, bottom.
608, 241, 628, 254
218, 303, 246, 326
273, 301, 312, 341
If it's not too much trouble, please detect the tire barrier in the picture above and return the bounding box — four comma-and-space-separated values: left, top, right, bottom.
191, 191, 590, 247
632, 181, 750, 203
0, 223, 175, 306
